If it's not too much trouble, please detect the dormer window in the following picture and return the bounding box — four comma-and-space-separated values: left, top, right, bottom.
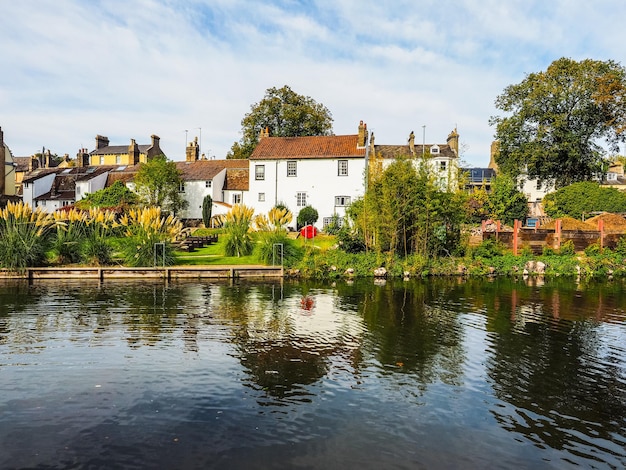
430, 145, 440, 155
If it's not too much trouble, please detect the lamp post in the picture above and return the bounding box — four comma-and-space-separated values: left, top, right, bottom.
422, 125, 426, 158
184, 129, 188, 149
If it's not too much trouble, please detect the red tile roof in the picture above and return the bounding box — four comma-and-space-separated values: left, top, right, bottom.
175, 160, 248, 181
223, 169, 249, 191
250, 134, 366, 160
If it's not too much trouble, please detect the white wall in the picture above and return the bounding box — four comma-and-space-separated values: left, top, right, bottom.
21, 173, 56, 208
248, 158, 366, 229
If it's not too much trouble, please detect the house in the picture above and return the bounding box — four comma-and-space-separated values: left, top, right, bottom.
248, 121, 369, 229
86, 134, 164, 166
21, 166, 114, 212
175, 144, 249, 221
1, 127, 18, 201
371, 128, 461, 190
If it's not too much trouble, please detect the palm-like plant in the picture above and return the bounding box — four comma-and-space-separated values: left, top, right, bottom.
0, 202, 54, 270
224, 204, 254, 257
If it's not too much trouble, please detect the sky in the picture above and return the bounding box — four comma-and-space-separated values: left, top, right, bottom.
2, 0, 626, 167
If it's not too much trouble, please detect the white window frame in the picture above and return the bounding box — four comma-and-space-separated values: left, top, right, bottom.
258, 192, 265, 202
335, 196, 351, 207
287, 161, 297, 177
338, 160, 348, 176
255, 164, 265, 180
205, 180, 212, 188
179, 181, 185, 192
232, 193, 241, 205
296, 192, 307, 207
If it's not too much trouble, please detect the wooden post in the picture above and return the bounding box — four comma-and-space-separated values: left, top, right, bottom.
598, 219, 604, 249
513, 219, 520, 256
555, 219, 562, 249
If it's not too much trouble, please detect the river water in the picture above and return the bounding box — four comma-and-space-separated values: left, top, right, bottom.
0, 277, 624, 469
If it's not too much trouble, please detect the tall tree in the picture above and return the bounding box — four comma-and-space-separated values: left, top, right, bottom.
133, 155, 188, 215
227, 85, 333, 159
486, 175, 529, 226
490, 58, 626, 188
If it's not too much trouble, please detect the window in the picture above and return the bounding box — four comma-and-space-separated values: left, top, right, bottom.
258, 192, 265, 202
431, 145, 440, 154
99, 156, 104, 165
205, 180, 212, 188
116, 155, 121, 165
287, 161, 297, 177
536, 180, 542, 190
232, 194, 241, 204
439, 161, 447, 172
323, 216, 344, 229
335, 196, 351, 206
338, 160, 348, 176
296, 192, 307, 207
255, 165, 265, 180
179, 181, 185, 192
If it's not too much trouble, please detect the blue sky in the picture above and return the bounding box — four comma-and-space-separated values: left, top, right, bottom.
2, 0, 626, 166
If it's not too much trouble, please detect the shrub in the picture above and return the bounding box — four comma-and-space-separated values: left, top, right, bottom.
297, 205, 319, 229
471, 238, 504, 259
224, 204, 254, 257
0, 202, 53, 270
559, 240, 576, 256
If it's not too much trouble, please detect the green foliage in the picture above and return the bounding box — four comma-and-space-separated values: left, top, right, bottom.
133, 155, 188, 215
0, 202, 52, 270
297, 205, 319, 229
584, 243, 602, 256
543, 181, 626, 219
466, 186, 490, 223
471, 238, 505, 259
254, 231, 301, 265
323, 214, 343, 235
559, 240, 576, 256
224, 205, 254, 257
486, 174, 529, 225
351, 158, 467, 258
202, 195, 213, 227
227, 85, 333, 159
336, 224, 366, 253
491, 57, 626, 188
76, 181, 138, 210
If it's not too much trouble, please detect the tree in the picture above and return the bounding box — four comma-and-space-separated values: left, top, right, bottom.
133, 155, 188, 215
202, 195, 213, 228
490, 58, 626, 188
76, 181, 138, 210
297, 205, 318, 229
543, 181, 626, 219
486, 175, 529, 226
227, 85, 333, 159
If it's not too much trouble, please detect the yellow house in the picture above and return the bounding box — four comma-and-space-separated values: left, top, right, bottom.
86, 134, 165, 166
1, 127, 17, 198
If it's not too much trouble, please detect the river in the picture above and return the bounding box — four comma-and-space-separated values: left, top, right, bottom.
0, 277, 624, 469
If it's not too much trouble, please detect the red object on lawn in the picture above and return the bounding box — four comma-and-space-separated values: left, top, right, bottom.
300, 225, 317, 239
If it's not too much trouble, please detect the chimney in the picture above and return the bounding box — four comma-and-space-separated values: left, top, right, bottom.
96, 135, 109, 150
129, 138, 140, 165
76, 148, 90, 167
357, 120, 368, 148
186, 136, 199, 162
408, 131, 415, 156
446, 128, 459, 156
488, 141, 500, 171
151, 134, 160, 148
259, 127, 269, 140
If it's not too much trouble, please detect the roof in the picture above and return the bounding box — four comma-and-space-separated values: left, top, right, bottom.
250, 134, 366, 160
13, 156, 31, 172
175, 159, 248, 181
374, 144, 457, 159
223, 168, 249, 191
90, 145, 151, 156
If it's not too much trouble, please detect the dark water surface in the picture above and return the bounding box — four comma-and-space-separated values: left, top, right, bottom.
0, 277, 624, 469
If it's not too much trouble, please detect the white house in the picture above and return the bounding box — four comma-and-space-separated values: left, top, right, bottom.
248, 121, 369, 229
372, 128, 461, 190
175, 160, 249, 220
21, 166, 113, 212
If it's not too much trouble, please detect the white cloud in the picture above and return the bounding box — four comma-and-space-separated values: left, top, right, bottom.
2, 0, 626, 166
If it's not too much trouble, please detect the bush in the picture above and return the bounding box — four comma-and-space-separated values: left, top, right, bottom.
471, 238, 504, 259
254, 231, 301, 265
559, 240, 576, 256
336, 225, 366, 253
297, 205, 319, 229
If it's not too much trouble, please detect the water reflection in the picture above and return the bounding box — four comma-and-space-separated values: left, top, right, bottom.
0, 278, 624, 469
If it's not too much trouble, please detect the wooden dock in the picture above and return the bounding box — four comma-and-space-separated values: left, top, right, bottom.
0, 265, 284, 281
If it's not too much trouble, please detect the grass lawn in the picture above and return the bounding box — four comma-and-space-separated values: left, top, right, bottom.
174, 232, 338, 266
